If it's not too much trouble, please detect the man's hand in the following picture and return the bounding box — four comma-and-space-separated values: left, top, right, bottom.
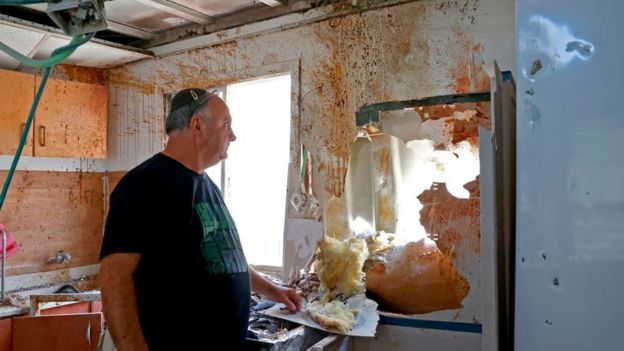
249, 266, 302, 312
265, 285, 302, 312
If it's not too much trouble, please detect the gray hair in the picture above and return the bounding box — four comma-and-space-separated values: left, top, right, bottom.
165, 90, 216, 134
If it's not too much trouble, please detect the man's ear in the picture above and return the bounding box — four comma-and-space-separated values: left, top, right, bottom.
189, 115, 202, 132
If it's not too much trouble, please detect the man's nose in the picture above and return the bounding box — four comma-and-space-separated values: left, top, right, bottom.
230, 129, 236, 142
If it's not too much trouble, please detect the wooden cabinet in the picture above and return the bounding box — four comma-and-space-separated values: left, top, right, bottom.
0, 318, 12, 351
12, 312, 103, 351
0, 68, 107, 159
35, 76, 107, 159
0, 70, 35, 157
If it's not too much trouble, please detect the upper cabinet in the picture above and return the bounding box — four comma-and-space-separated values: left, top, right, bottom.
35, 76, 107, 159
0, 70, 35, 156
0, 68, 107, 159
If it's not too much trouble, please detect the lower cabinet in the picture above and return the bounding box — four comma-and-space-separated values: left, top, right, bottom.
12, 312, 103, 351
0, 319, 12, 351
0, 301, 104, 351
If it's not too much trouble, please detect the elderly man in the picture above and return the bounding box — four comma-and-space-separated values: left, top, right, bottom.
99, 88, 301, 351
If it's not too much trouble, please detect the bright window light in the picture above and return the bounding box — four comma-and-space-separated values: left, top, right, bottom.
222, 74, 291, 267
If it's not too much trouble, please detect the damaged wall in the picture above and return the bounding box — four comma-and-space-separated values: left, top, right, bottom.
0, 65, 108, 287
105, 0, 514, 349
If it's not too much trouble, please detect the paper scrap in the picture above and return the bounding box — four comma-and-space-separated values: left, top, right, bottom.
262, 294, 379, 337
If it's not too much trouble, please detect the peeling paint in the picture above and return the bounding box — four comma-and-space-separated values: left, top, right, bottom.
416, 102, 491, 131
419, 179, 481, 257
304, 5, 423, 197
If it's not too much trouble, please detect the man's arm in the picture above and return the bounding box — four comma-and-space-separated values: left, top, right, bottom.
99, 253, 148, 351
249, 265, 302, 312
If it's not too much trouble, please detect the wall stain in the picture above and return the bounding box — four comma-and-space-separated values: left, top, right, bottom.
0, 171, 104, 276
418, 179, 481, 257
55, 64, 106, 85
307, 5, 422, 197
108, 68, 155, 95
448, 28, 491, 93
374, 147, 396, 232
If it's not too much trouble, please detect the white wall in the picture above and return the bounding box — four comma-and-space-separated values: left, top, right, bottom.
516, 0, 624, 350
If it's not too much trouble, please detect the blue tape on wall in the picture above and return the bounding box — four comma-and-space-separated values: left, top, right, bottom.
379, 315, 483, 334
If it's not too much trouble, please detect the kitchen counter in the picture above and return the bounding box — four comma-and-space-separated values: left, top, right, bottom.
0, 305, 29, 318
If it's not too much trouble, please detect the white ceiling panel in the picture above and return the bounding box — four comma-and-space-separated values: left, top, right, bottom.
0, 24, 45, 69
173, 0, 257, 16
32, 35, 150, 68
105, 0, 192, 32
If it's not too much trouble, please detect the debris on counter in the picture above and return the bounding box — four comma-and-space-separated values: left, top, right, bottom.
247, 313, 294, 341
264, 292, 379, 337
304, 299, 357, 334
297, 235, 373, 335
292, 271, 321, 302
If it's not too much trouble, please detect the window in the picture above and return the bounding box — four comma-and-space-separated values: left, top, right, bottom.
166, 74, 292, 268
223, 74, 291, 268
165, 74, 291, 270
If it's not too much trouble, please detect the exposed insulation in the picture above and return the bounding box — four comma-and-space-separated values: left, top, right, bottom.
363, 231, 393, 255
317, 235, 368, 298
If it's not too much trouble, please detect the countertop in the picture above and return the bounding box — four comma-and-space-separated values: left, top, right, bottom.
0, 305, 30, 318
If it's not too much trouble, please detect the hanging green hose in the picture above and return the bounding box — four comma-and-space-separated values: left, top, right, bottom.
0, 33, 94, 68
0, 67, 52, 212
0, 32, 96, 212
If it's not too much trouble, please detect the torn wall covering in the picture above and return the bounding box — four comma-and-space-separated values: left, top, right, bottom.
105, 0, 514, 336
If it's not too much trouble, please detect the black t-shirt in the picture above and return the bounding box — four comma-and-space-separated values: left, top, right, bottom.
100, 153, 251, 351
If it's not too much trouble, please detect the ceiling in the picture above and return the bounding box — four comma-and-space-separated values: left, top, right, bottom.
0, 0, 336, 69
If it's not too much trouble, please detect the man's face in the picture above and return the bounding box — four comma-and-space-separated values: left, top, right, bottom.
196, 97, 236, 167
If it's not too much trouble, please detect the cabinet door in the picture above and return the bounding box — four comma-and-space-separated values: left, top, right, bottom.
35, 77, 107, 159
0, 69, 35, 156
12, 312, 102, 351
0, 318, 12, 351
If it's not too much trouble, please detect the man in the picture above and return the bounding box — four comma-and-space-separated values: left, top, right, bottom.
99, 88, 301, 351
